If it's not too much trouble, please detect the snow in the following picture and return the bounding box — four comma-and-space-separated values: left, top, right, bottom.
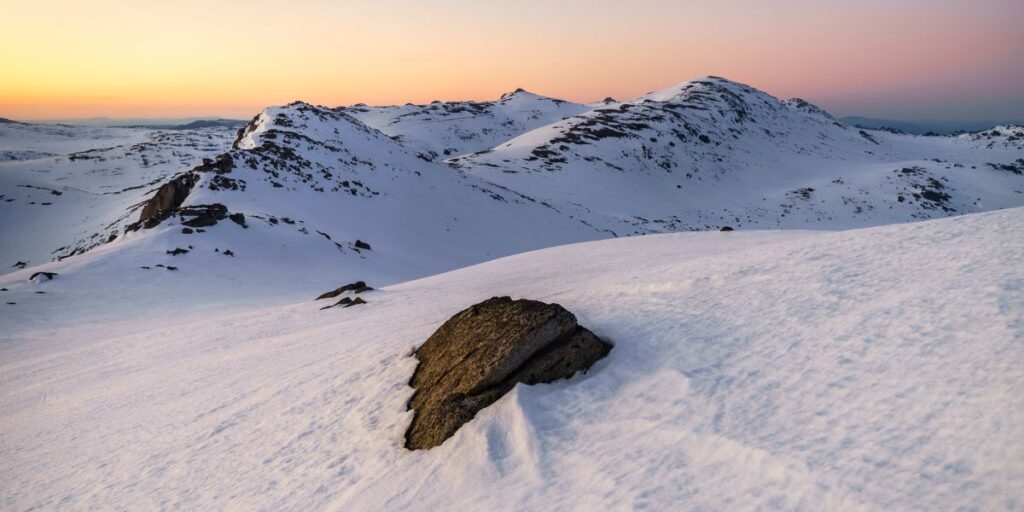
2, 76, 1023, 510
2, 208, 1022, 510
450, 76, 1024, 235
0, 125, 238, 266
340, 89, 591, 160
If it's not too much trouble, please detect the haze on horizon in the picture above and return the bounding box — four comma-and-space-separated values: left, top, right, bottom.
2, 0, 1022, 122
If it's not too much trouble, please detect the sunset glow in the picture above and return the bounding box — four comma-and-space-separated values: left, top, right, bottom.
2, 0, 1022, 120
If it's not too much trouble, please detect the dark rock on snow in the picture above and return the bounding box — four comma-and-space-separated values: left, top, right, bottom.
405, 297, 611, 450
29, 271, 58, 282
354, 240, 372, 251
720, 226, 734, 232
137, 173, 199, 228
315, 280, 371, 300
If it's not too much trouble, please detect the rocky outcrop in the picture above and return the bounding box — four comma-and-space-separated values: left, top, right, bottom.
404, 297, 611, 450
135, 172, 199, 229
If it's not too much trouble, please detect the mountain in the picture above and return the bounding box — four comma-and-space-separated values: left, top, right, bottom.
340, 89, 591, 160
841, 116, 1024, 135
449, 76, 1024, 235
0, 101, 605, 317
2, 207, 1021, 510
114, 118, 248, 130
0, 124, 238, 266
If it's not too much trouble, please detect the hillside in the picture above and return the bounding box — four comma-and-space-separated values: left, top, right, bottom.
450, 77, 1024, 234
2, 208, 1021, 510
340, 89, 591, 160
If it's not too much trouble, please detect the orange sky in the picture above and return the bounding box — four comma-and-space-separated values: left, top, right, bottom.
2, 0, 1022, 121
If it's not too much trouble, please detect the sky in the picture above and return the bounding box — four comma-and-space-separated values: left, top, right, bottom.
2, 0, 1022, 122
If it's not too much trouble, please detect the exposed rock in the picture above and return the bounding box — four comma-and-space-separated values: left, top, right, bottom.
29, 271, 58, 282
228, 212, 247, 228
166, 248, 189, 256
137, 172, 199, 228
344, 297, 367, 308
315, 280, 368, 300
320, 297, 352, 310
354, 240, 372, 251
12, 261, 26, 269
720, 226, 734, 232
195, 153, 234, 174
179, 204, 229, 227
405, 296, 611, 450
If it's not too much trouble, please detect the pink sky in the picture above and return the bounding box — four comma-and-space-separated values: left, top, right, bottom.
2, 0, 1022, 121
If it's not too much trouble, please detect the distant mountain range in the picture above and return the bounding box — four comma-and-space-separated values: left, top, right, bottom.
840, 116, 1024, 135
1, 77, 1022, 291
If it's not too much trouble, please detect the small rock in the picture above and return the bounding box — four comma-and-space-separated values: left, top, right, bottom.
720, 226, 734, 232
315, 281, 368, 300
354, 240, 372, 251
29, 271, 58, 282
181, 227, 194, 234
229, 213, 247, 228
166, 248, 189, 256
343, 297, 367, 308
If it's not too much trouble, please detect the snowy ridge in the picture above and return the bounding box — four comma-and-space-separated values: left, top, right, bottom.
449, 76, 1024, 235
2, 208, 1021, 510
340, 89, 591, 160
0, 125, 237, 266
0, 101, 604, 318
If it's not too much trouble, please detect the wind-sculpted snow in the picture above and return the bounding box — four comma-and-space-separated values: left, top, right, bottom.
450, 76, 1024, 235
1, 209, 1021, 510
340, 89, 591, 160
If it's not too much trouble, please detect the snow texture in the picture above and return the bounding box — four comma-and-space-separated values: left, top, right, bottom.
1, 209, 1022, 510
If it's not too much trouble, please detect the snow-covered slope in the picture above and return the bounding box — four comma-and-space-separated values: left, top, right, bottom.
340, 89, 591, 160
2, 208, 1021, 510
0, 102, 603, 318
0, 126, 237, 267
450, 77, 1024, 235
0, 120, 151, 162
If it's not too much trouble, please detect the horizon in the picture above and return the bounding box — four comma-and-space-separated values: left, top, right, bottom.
3, 0, 1023, 122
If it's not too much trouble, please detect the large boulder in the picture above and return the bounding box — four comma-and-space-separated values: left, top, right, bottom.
137, 172, 198, 227
405, 296, 611, 450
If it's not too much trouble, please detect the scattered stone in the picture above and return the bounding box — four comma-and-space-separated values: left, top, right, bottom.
166, 266, 178, 271
405, 297, 612, 450
29, 271, 58, 282
181, 227, 194, 234
35, 291, 45, 294
229, 212, 247, 228
12, 261, 26, 269
315, 281, 368, 300
166, 248, 189, 256
320, 297, 352, 310
343, 297, 367, 308
223, 249, 235, 257
720, 226, 734, 232
180, 204, 228, 227
354, 240, 372, 251
6, 302, 14, 305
